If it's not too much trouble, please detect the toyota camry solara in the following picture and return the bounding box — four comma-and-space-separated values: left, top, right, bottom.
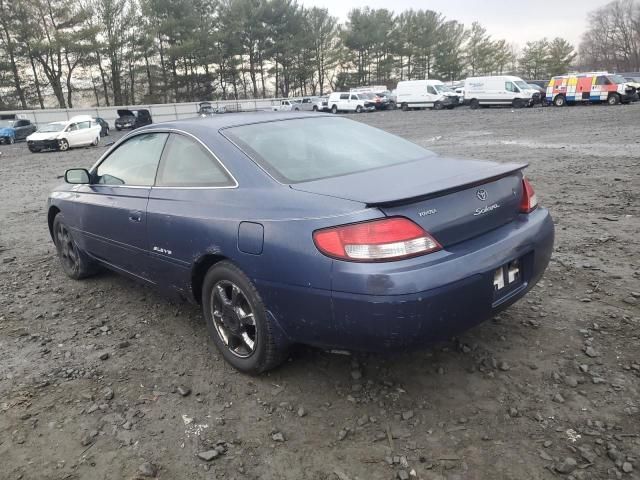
48, 113, 554, 374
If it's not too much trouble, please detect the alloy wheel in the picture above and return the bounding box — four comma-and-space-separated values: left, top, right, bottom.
55, 222, 79, 274
210, 280, 257, 358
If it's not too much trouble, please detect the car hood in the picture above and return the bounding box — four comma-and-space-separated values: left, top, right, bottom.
290, 156, 526, 206
117, 109, 135, 118
28, 131, 61, 141
0, 127, 14, 135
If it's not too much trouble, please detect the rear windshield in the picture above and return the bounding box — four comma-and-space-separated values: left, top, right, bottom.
224, 117, 433, 183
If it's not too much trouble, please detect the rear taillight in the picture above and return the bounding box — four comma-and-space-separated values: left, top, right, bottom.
520, 178, 538, 213
313, 217, 442, 262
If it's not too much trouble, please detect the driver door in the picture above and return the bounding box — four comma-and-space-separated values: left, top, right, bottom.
73, 132, 168, 279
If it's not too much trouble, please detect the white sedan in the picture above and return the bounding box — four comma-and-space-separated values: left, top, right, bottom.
27, 115, 102, 153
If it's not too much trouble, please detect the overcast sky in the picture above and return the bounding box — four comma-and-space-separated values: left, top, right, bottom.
300, 0, 607, 48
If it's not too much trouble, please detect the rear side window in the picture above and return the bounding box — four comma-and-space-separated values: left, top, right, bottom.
96, 133, 168, 186
155, 133, 234, 187
224, 117, 433, 183
78, 121, 91, 129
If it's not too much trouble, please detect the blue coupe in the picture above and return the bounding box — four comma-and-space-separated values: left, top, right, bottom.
48, 113, 554, 373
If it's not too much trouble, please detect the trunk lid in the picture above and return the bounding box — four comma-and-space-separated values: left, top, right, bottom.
291, 157, 526, 246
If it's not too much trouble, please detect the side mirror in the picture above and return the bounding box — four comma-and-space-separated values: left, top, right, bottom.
65, 168, 91, 184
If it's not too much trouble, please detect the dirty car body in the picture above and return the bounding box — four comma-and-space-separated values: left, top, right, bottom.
48, 113, 554, 371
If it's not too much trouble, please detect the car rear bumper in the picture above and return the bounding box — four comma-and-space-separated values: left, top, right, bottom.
259, 208, 554, 351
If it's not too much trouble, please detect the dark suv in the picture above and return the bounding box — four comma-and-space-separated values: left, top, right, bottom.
115, 109, 153, 131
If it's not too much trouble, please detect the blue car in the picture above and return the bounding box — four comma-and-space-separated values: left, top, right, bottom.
48, 113, 554, 374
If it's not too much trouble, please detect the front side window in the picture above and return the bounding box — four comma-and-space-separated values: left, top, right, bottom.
339, 93, 349, 100
350, 94, 358, 100
427, 86, 437, 95
224, 117, 434, 184
505, 82, 517, 92
67, 123, 79, 132
95, 133, 168, 186
155, 134, 234, 187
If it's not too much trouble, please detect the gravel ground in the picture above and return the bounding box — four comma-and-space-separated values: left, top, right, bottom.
0, 104, 639, 480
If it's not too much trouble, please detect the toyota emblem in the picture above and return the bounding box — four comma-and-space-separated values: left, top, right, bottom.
476, 189, 488, 201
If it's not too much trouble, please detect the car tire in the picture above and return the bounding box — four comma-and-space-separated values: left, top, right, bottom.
401, 103, 409, 111
553, 95, 566, 107
312, 105, 318, 112
29, 147, 41, 153
331, 105, 338, 114
91, 136, 99, 146
116, 127, 121, 131
433, 101, 444, 110
58, 139, 69, 151
202, 261, 286, 374
8, 136, 15, 144
607, 93, 620, 105
105, 127, 109, 136
52, 213, 99, 280
389, 101, 397, 110
469, 99, 480, 109
512, 98, 525, 109
356, 105, 363, 113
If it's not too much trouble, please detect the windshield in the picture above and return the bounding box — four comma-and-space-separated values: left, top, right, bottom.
224, 117, 434, 183
514, 81, 530, 90
609, 74, 627, 84
434, 85, 454, 94
38, 123, 65, 133
0, 119, 15, 128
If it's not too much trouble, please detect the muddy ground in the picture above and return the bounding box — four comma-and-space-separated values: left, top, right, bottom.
0, 104, 638, 480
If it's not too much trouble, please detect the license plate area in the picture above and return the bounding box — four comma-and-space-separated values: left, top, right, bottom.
493, 259, 523, 299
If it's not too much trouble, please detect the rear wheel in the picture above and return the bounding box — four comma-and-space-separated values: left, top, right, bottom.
202, 261, 286, 374
607, 93, 620, 105
331, 105, 338, 114
553, 94, 566, 107
52, 213, 99, 280
469, 99, 480, 109
312, 105, 318, 111
58, 139, 69, 151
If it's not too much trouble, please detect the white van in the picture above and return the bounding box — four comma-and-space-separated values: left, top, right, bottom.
396, 80, 461, 111
327, 92, 374, 113
464, 76, 535, 109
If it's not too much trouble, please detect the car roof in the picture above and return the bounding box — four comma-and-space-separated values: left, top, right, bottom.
139, 111, 331, 133
69, 115, 93, 122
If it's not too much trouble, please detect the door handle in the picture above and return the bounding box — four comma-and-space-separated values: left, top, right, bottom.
128, 211, 142, 223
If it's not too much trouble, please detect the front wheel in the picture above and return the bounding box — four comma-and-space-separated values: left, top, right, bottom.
58, 139, 69, 151
355, 105, 363, 113
401, 103, 409, 111
331, 105, 338, 114
29, 147, 41, 153
433, 101, 444, 110
52, 213, 99, 280
202, 261, 286, 374
8, 136, 15, 144
512, 98, 525, 108
91, 136, 99, 146
469, 99, 480, 109
312, 105, 318, 112
607, 93, 620, 105
553, 95, 566, 107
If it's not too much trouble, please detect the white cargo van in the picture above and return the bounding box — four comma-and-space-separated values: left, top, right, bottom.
464, 75, 534, 109
327, 92, 374, 113
396, 80, 461, 111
